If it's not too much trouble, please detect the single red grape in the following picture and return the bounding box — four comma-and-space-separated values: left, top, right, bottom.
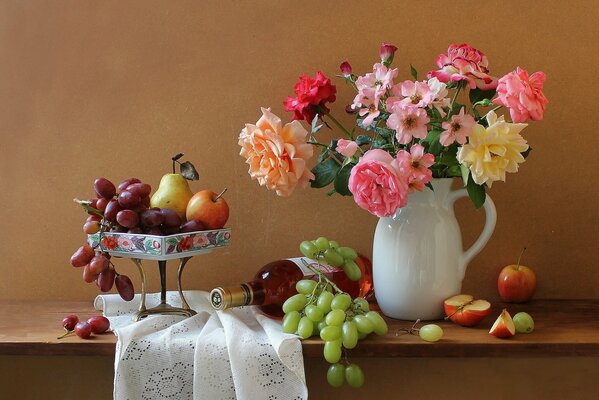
71, 244, 95, 268
62, 315, 79, 331
115, 275, 135, 301
87, 316, 110, 334
118, 178, 141, 193
74, 321, 92, 339
94, 178, 116, 199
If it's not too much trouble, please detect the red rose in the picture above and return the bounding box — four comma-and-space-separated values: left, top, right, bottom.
284, 71, 336, 122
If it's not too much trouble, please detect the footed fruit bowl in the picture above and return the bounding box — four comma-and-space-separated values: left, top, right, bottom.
87, 229, 231, 320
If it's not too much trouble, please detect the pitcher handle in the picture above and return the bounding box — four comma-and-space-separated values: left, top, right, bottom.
447, 188, 497, 280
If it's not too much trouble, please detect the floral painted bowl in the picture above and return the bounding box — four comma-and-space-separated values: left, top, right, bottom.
87, 228, 231, 260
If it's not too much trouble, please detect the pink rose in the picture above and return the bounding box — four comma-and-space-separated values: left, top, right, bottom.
380, 43, 398, 66
336, 139, 359, 158
239, 108, 314, 197
340, 61, 352, 77
493, 67, 548, 123
348, 149, 409, 217
428, 43, 497, 90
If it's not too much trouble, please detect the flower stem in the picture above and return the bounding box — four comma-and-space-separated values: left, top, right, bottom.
317, 107, 353, 139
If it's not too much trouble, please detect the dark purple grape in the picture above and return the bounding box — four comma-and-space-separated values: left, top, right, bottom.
128, 227, 143, 234
88, 255, 109, 274
127, 183, 151, 197
115, 275, 135, 301
118, 190, 141, 209
94, 178, 116, 199
71, 244, 95, 268
162, 226, 181, 235
160, 208, 182, 227
141, 208, 164, 227
118, 178, 141, 193
180, 219, 206, 233
116, 209, 139, 228
145, 227, 163, 235
104, 199, 122, 222
97, 268, 115, 292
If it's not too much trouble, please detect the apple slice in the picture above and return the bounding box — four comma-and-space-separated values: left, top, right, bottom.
444, 294, 491, 327
489, 309, 516, 338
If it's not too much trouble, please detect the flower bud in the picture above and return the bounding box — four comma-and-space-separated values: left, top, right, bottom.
380, 43, 398, 66
340, 61, 352, 77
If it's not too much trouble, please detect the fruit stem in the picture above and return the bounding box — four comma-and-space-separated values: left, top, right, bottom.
516, 247, 527, 270
57, 330, 74, 340
213, 188, 228, 202
302, 259, 344, 294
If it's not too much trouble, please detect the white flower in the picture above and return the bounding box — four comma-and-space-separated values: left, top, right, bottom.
427, 77, 451, 117
457, 111, 529, 187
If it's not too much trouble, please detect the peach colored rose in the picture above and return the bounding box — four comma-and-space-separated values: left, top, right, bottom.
348, 149, 409, 217
239, 108, 314, 197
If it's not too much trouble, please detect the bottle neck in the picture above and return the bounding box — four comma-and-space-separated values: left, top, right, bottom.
210, 283, 255, 310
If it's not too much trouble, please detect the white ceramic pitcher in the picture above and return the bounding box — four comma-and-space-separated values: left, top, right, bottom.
372, 178, 497, 320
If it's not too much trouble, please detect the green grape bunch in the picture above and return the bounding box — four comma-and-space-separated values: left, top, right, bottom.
282, 237, 389, 388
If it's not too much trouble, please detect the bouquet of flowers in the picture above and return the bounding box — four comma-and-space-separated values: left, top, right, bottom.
238, 43, 548, 217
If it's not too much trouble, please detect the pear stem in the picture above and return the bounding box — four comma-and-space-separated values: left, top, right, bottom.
213, 188, 228, 202
516, 247, 527, 270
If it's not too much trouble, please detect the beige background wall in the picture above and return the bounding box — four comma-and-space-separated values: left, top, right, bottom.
1, 0, 598, 398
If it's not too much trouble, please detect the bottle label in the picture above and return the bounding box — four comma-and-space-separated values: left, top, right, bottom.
286, 257, 340, 276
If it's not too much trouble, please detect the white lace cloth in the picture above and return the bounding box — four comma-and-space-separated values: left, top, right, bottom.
94, 291, 308, 400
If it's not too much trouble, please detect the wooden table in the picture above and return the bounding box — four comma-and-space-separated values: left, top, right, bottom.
1, 299, 598, 358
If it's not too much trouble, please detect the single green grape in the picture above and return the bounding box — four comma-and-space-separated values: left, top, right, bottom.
299, 240, 318, 259
337, 246, 358, 261
282, 294, 308, 314
326, 363, 345, 388
353, 315, 374, 334
297, 316, 314, 339
305, 305, 324, 323
295, 279, 317, 295
325, 309, 346, 326
358, 331, 368, 340
513, 312, 534, 333
314, 237, 330, 251
320, 325, 342, 341
419, 324, 443, 342
282, 311, 301, 334
323, 339, 342, 363
342, 321, 358, 349
329, 240, 340, 249
345, 363, 365, 388
316, 291, 334, 314
365, 311, 388, 335
352, 297, 370, 313
324, 248, 344, 267
342, 259, 361, 281
316, 320, 327, 335
331, 294, 352, 311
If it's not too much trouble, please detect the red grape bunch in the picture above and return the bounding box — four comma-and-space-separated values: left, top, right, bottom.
58, 314, 110, 339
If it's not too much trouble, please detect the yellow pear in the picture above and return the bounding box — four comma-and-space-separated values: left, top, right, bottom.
150, 174, 193, 220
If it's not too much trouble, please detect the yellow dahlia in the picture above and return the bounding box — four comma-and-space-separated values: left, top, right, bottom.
457, 111, 528, 187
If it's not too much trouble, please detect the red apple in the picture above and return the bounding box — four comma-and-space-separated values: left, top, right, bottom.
489, 309, 516, 338
498, 248, 536, 303
444, 294, 491, 326
186, 189, 229, 230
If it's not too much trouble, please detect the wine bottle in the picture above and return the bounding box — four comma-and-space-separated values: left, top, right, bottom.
210, 255, 373, 318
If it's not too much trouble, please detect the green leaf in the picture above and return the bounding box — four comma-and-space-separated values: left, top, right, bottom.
460, 164, 469, 186
522, 147, 533, 159
326, 188, 337, 196
334, 163, 354, 196
466, 174, 486, 209
425, 129, 443, 156
310, 157, 341, 188
438, 146, 459, 166
469, 88, 496, 105
425, 182, 434, 191
472, 98, 494, 108
355, 135, 372, 146
410, 64, 418, 80
447, 165, 462, 177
